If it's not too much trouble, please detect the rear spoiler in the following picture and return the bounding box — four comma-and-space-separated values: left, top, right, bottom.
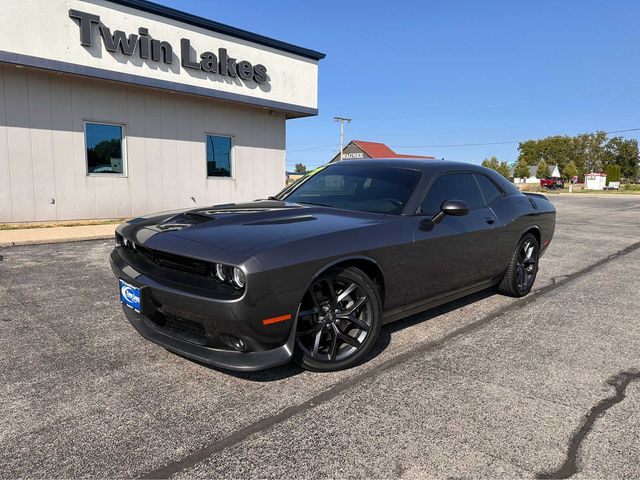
523, 192, 549, 201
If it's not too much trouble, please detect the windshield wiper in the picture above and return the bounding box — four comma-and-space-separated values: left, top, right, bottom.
295, 201, 333, 208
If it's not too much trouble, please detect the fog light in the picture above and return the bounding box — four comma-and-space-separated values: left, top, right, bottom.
231, 267, 246, 289
221, 334, 246, 352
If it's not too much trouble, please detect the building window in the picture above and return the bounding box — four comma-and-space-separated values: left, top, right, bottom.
85, 122, 125, 175
206, 135, 232, 177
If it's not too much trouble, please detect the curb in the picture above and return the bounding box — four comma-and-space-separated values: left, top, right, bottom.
0, 234, 114, 248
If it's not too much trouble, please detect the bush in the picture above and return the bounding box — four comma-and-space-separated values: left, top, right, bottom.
605, 164, 621, 183
518, 183, 543, 192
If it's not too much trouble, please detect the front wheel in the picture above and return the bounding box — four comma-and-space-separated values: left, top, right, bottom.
295, 267, 382, 372
498, 233, 540, 297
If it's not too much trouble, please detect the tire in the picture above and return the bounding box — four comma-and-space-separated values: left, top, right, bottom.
295, 266, 382, 372
498, 233, 540, 297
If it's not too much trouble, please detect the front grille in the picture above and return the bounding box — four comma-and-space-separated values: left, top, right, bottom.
149, 313, 208, 345
123, 241, 212, 277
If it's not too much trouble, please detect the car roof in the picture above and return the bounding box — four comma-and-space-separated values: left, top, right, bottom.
330, 158, 486, 174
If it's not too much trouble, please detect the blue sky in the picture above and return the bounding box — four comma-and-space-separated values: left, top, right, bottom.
158, 0, 640, 170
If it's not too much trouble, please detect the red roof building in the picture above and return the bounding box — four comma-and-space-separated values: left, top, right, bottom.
330, 140, 435, 163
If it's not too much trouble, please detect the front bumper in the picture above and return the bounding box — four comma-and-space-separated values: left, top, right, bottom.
121, 306, 296, 371
110, 248, 297, 371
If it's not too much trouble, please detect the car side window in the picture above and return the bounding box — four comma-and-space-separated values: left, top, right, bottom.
474, 174, 503, 205
419, 173, 484, 215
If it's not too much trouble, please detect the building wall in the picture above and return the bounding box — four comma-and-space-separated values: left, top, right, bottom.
0, 0, 319, 113
0, 65, 286, 222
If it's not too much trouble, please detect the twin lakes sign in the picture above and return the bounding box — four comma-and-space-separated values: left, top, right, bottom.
68, 9, 268, 84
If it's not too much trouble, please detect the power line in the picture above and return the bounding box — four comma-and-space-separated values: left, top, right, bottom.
388, 127, 640, 149
286, 127, 640, 168
288, 144, 337, 152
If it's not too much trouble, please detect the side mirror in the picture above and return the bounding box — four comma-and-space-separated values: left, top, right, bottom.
432, 199, 469, 223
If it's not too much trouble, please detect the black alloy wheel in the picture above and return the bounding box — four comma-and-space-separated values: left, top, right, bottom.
295, 267, 382, 372
498, 233, 540, 297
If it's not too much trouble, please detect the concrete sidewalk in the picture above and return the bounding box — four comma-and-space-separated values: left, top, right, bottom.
0, 224, 116, 247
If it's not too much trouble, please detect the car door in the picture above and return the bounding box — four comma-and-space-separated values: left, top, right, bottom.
405, 172, 501, 306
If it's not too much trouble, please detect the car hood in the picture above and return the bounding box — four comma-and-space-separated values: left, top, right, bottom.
119, 200, 385, 260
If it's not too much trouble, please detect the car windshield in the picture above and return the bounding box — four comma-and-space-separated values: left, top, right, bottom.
276, 164, 421, 215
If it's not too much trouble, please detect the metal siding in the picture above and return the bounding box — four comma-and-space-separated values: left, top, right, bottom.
160, 95, 179, 210
188, 97, 206, 208
27, 73, 57, 220
126, 88, 149, 217
143, 91, 164, 213
175, 95, 192, 209
4, 68, 35, 221
0, 69, 13, 222
91, 82, 116, 219
50, 76, 79, 220
110, 86, 133, 218
71, 80, 96, 219
0, 66, 287, 223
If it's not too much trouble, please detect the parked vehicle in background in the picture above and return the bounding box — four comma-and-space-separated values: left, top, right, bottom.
604, 181, 620, 190
111, 160, 556, 372
540, 178, 564, 189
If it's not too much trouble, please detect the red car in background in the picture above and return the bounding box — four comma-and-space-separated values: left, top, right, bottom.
540, 178, 564, 189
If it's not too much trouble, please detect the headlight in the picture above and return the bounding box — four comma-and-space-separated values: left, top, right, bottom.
215, 263, 230, 282
213, 263, 246, 290
231, 267, 246, 289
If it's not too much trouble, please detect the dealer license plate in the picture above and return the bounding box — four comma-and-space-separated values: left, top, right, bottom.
119, 279, 141, 313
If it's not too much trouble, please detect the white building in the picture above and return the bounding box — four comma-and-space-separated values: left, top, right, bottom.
512, 164, 560, 184
512, 165, 540, 184
0, 0, 323, 222
584, 173, 607, 190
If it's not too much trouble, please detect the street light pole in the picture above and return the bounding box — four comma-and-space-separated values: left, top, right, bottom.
334, 116, 351, 161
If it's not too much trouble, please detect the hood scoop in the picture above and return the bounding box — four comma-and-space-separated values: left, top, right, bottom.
156, 223, 191, 231
201, 208, 286, 215
245, 215, 316, 226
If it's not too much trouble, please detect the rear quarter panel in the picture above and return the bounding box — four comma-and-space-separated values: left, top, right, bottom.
491, 193, 556, 266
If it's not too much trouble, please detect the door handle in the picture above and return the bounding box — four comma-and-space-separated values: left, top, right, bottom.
485, 217, 495, 225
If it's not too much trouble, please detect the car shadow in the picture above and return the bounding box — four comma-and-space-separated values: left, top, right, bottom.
362, 287, 497, 364
209, 287, 498, 382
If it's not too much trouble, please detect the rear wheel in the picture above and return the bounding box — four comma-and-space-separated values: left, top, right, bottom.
295, 267, 382, 372
498, 233, 539, 297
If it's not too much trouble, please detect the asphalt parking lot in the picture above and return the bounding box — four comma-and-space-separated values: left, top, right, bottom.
1, 194, 640, 479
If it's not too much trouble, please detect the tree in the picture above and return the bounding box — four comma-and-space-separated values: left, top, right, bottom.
537, 159, 551, 179
294, 163, 307, 174
604, 137, 638, 180
481, 157, 510, 178
481, 157, 500, 171
517, 135, 578, 174
497, 161, 511, 179
517, 130, 638, 181
562, 160, 579, 180
575, 131, 607, 173
514, 159, 531, 179
605, 164, 621, 183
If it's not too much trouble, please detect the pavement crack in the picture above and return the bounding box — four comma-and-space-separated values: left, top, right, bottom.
537, 369, 640, 479
141, 240, 640, 479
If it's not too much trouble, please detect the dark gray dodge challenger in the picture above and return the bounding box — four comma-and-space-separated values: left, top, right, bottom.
111, 159, 555, 372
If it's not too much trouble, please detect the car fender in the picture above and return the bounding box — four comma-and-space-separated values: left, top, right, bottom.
302, 255, 385, 298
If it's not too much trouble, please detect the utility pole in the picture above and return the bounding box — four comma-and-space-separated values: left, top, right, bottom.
334, 116, 351, 161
